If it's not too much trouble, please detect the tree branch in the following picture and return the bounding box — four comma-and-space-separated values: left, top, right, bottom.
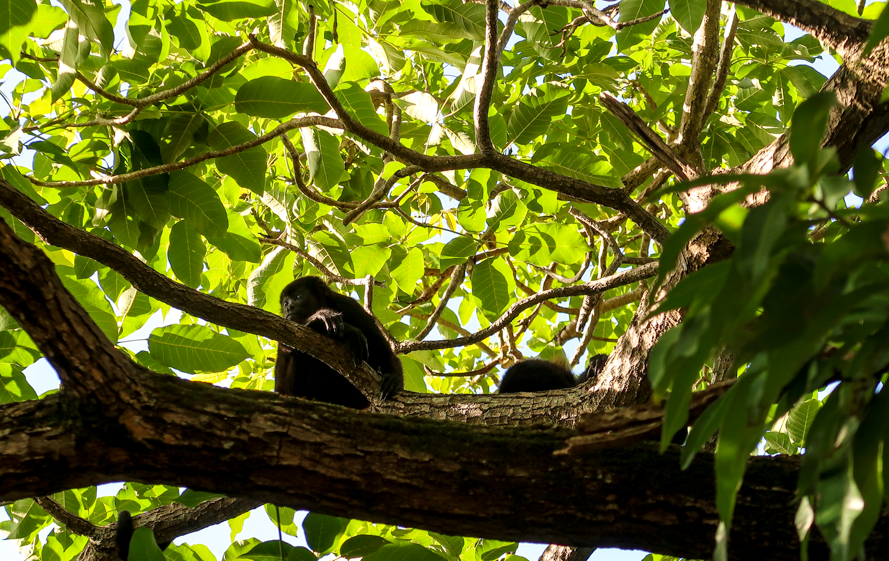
474, 0, 500, 152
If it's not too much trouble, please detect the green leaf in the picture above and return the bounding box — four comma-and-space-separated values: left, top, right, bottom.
670, 0, 706, 34
236, 77, 330, 118
851, 147, 881, 199
506, 86, 570, 146
390, 247, 424, 294
168, 221, 206, 289
0, 363, 38, 403
440, 237, 477, 270
125, 179, 170, 231
786, 399, 820, 446
148, 324, 250, 374
340, 536, 390, 558
0, 0, 36, 35
534, 143, 622, 189
59, 277, 119, 344
209, 122, 268, 195
323, 44, 347, 88
206, 210, 262, 263
508, 223, 588, 266
335, 82, 389, 136
471, 259, 514, 321
300, 128, 344, 191
161, 113, 205, 164
58, 0, 114, 58
352, 243, 392, 278
168, 171, 229, 237
51, 21, 79, 102
364, 543, 447, 561
175, 489, 225, 508
486, 189, 527, 232
789, 91, 837, 164
615, 0, 665, 51
196, 0, 277, 21
302, 513, 348, 554
422, 0, 485, 41
247, 246, 292, 310
269, 0, 299, 48
763, 431, 795, 455
242, 540, 295, 561
864, 1, 889, 55
128, 527, 166, 561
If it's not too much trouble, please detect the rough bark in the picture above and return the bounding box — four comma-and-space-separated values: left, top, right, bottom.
3, 379, 885, 561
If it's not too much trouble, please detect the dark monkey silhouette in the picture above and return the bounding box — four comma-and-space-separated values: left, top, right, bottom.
498, 354, 687, 444
275, 276, 403, 408
498, 355, 608, 394
116, 510, 170, 560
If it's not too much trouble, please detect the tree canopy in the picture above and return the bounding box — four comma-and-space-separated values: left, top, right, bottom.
1, 0, 889, 560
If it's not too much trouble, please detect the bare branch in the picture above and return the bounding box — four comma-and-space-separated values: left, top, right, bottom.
599, 92, 699, 181
304, 4, 316, 57
415, 263, 467, 342
678, 0, 722, 151
423, 360, 499, 377
29, 116, 345, 188
397, 263, 658, 353
259, 237, 383, 287
34, 496, 99, 537
703, 7, 740, 123
343, 166, 423, 225
474, 0, 500, 152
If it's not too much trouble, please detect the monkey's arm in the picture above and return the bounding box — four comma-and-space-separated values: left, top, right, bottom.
306, 309, 370, 367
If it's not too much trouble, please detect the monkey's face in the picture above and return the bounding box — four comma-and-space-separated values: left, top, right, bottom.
280, 282, 324, 324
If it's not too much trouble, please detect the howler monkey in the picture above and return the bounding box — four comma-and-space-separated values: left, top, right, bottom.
116, 510, 170, 560
497, 359, 577, 393
498, 355, 687, 444
275, 276, 403, 408
498, 354, 608, 393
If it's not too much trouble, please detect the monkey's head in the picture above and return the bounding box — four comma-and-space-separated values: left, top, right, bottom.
279, 277, 330, 324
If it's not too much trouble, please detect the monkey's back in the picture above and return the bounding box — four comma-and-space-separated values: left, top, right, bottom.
497, 359, 577, 393
275, 346, 370, 409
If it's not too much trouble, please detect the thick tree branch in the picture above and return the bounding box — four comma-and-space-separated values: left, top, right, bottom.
0, 380, 878, 561
703, 8, 740, 124
731, 0, 870, 58
678, 0, 722, 151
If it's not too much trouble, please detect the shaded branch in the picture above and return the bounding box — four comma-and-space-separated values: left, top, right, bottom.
599, 92, 699, 181
703, 7, 740, 123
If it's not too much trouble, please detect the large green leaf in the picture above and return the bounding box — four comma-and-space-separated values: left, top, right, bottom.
508, 223, 588, 266
335, 82, 389, 136
300, 128, 344, 191
205, 209, 262, 263
0, 0, 36, 35
421, 0, 485, 41
235, 77, 330, 118
506, 86, 570, 146
390, 247, 424, 293
148, 324, 250, 373
208, 122, 268, 195
196, 0, 277, 21
670, 0, 706, 34
168, 221, 206, 289
59, 277, 119, 344
168, 171, 229, 237
302, 513, 348, 555
471, 259, 514, 321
